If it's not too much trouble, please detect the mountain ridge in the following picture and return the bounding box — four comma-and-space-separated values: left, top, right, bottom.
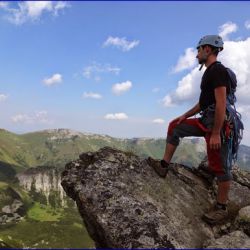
0, 128, 249, 172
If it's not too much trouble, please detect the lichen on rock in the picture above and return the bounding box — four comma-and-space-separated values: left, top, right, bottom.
61, 147, 250, 248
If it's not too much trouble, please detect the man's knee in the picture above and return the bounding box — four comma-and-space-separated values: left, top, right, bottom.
166, 135, 180, 146
167, 120, 179, 136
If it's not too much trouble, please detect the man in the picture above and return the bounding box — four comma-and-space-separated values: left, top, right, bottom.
148, 35, 234, 225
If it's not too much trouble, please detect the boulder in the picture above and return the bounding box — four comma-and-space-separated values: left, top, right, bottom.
61, 147, 250, 248
204, 230, 250, 248
235, 206, 250, 236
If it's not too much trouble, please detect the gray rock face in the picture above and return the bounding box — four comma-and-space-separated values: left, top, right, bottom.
0, 199, 24, 224
2, 199, 24, 214
235, 206, 250, 236
61, 147, 250, 248
204, 230, 250, 248
17, 166, 67, 206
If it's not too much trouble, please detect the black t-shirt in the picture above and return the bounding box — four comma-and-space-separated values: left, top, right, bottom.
199, 61, 230, 111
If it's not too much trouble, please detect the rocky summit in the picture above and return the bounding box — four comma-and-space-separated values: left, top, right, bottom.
61, 147, 250, 248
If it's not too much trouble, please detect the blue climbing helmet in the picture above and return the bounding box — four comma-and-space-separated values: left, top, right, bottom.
196, 35, 224, 51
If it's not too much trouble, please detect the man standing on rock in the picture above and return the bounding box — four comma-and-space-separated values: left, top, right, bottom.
148, 35, 239, 225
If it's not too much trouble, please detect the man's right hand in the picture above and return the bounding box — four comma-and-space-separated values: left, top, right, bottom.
170, 114, 186, 125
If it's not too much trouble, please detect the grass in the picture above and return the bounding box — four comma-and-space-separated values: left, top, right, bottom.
27, 202, 62, 221
0, 181, 8, 189
0, 220, 94, 248
0, 205, 94, 248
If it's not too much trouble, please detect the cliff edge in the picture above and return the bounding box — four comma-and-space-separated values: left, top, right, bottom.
61, 147, 250, 248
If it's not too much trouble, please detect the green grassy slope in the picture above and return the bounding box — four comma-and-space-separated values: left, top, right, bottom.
0, 129, 249, 171
0, 205, 94, 248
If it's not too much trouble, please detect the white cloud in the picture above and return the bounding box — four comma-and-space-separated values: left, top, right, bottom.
83, 62, 121, 81
53, 1, 69, 16
104, 113, 128, 120
153, 118, 165, 124
162, 95, 176, 107
245, 20, 250, 30
103, 36, 140, 52
163, 67, 203, 107
2, 1, 70, 25
12, 114, 31, 123
237, 105, 250, 120
83, 92, 102, 99
218, 21, 238, 40
0, 2, 9, 9
11, 111, 51, 124
0, 94, 8, 102
163, 36, 250, 115
112, 81, 132, 95
43, 73, 62, 86
172, 48, 197, 73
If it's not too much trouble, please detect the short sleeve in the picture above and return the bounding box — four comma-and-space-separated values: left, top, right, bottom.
211, 64, 229, 89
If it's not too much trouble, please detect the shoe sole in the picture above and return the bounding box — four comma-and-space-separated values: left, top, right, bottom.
202, 214, 228, 225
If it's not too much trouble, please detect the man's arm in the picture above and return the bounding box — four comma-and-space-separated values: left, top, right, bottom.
171, 102, 201, 124
183, 102, 201, 118
210, 86, 226, 149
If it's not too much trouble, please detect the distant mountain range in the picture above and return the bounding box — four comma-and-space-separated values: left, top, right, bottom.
0, 128, 249, 174
0, 128, 249, 248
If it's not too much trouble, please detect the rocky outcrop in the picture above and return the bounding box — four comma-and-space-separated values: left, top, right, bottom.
204, 230, 250, 248
17, 166, 67, 206
0, 239, 12, 248
0, 199, 25, 224
61, 147, 250, 248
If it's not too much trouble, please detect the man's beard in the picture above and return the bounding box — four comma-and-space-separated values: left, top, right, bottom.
198, 52, 208, 65
198, 57, 206, 65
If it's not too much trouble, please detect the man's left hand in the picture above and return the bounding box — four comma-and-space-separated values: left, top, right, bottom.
210, 133, 221, 150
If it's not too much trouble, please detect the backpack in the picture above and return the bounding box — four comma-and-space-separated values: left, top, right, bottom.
224, 67, 244, 164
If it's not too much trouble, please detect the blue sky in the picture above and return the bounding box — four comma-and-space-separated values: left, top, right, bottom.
1, 1, 250, 145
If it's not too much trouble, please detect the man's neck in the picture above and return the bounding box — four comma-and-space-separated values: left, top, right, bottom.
205, 56, 217, 68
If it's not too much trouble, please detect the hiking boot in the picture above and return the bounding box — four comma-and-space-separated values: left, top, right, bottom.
202, 204, 228, 225
147, 157, 169, 178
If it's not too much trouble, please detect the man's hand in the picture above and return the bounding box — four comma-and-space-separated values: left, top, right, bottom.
170, 114, 186, 125
210, 132, 221, 150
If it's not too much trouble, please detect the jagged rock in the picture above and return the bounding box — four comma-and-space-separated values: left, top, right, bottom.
204, 230, 250, 248
61, 147, 250, 248
0, 199, 24, 224
235, 206, 250, 236
2, 199, 24, 215
16, 167, 67, 207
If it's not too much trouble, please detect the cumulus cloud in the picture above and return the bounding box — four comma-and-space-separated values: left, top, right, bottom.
104, 113, 128, 120
112, 81, 132, 95
163, 67, 203, 107
153, 118, 165, 124
0, 94, 8, 102
83, 62, 121, 81
163, 35, 250, 114
43, 73, 62, 86
172, 48, 197, 73
2, 1, 70, 25
82, 92, 102, 99
219, 21, 238, 40
103, 36, 140, 52
237, 105, 250, 120
11, 111, 51, 124
245, 20, 250, 30
0, 2, 9, 9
